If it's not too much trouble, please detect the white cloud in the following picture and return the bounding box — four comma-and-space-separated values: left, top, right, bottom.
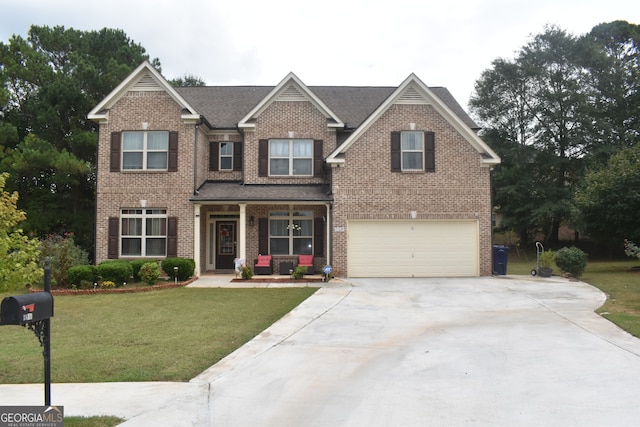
1, 0, 638, 107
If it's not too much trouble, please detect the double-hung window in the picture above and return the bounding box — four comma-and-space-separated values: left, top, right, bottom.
219, 142, 233, 170
269, 139, 313, 176
269, 211, 313, 255
401, 131, 424, 171
121, 209, 167, 256
122, 131, 169, 170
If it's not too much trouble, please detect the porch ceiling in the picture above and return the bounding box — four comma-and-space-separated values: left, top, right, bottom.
191, 182, 332, 203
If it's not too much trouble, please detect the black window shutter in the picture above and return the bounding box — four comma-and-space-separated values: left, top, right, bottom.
391, 131, 401, 172
425, 132, 435, 172
168, 131, 178, 172
258, 218, 269, 254
233, 141, 243, 171
108, 217, 119, 259
313, 139, 323, 177
167, 217, 178, 257
209, 142, 219, 171
110, 132, 121, 172
258, 139, 268, 177
314, 217, 324, 256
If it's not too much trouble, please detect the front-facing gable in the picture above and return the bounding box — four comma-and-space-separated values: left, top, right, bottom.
326, 73, 500, 168
88, 61, 200, 124
238, 72, 344, 130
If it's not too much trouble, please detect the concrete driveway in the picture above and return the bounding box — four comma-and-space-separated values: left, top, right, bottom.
4, 276, 640, 426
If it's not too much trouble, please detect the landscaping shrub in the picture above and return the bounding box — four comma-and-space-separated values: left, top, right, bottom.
97, 260, 133, 286
139, 262, 161, 285
130, 259, 157, 281
555, 246, 588, 278
161, 258, 195, 281
40, 233, 89, 287
67, 265, 98, 287
241, 265, 253, 280
291, 265, 307, 279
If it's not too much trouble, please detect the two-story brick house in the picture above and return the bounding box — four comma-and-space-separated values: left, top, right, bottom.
88, 62, 499, 278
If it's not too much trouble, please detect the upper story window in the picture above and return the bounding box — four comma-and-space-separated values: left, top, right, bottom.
219, 142, 233, 170
122, 131, 169, 170
120, 208, 167, 257
401, 131, 424, 171
391, 131, 435, 173
269, 139, 313, 176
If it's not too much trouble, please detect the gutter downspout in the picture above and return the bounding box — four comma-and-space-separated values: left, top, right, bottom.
193, 117, 203, 195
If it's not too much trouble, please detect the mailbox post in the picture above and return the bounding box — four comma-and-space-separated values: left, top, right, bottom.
0, 257, 54, 405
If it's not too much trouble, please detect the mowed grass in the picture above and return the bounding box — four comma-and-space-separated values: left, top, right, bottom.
0, 287, 317, 384
508, 257, 640, 337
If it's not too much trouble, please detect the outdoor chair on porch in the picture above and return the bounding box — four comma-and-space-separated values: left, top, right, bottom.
296, 254, 314, 274
254, 255, 273, 275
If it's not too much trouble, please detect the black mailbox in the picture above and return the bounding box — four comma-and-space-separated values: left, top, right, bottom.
1, 292, 54, 325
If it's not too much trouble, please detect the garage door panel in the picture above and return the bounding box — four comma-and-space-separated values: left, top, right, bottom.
347, 220, 478, 278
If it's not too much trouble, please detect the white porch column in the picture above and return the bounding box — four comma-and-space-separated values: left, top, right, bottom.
194, 204, 201, 277
326, 203, 331, 267
239, 203, 247, 263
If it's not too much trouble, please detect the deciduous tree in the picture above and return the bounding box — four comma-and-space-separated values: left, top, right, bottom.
0, 173, 42, 292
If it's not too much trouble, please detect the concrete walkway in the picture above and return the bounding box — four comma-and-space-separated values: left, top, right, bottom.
3, 275, 640, 426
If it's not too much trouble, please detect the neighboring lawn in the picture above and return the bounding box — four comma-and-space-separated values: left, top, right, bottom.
64, 416, 124, 426
507, 256, 640, 337
0, 287, 317, 384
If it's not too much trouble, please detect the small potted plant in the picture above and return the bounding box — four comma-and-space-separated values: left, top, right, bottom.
538, 250, 556, 277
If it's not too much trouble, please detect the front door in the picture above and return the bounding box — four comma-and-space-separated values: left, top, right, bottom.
215, 221, 237, 270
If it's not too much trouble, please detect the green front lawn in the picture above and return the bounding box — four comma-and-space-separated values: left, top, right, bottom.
0, 287, 317, 384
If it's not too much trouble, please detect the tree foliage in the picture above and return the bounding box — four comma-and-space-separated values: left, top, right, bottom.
471, 21, 640, 247
169, 74, 206, 87
0, 26, 160, 258
0, 173, 42, 292
575, 144, 640, 245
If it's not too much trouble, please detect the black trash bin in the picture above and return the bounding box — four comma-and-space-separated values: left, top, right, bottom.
493, 245, 509, 275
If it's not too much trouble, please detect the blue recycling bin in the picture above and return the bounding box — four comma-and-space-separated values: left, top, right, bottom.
493, 245, 509, 275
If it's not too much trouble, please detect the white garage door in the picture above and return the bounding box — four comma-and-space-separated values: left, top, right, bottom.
347, 220, 479, 278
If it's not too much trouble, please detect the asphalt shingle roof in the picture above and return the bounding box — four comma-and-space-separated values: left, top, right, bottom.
175, 85, 478, 130
191, 182, 332, 203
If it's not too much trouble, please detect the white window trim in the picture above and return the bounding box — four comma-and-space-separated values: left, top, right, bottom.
120, 208, 168, 257
122, 131, 169, 171
219, 142, 233, 171
269, 139, 313, 177
401, 131, 425, 172
268, 211, 314, 255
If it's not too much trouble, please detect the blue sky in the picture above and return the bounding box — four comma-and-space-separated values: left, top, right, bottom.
1, 0, 638, 108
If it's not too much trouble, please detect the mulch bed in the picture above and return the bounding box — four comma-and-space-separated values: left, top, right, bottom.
31, 278, 197, 296
231, 277, 324, 283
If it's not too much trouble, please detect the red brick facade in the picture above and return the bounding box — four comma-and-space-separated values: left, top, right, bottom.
90, 63, 498, 277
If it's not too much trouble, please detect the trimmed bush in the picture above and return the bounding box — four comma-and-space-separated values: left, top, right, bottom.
555, 246, 588, 278
139, 262, 161, 285
67, 265, 98, 287
241, 265, 253, 280
101, 280, 116, 289
161, 258, 195, 281
97, 260, 133, 286
291, 265, 307, 279
130, 259, 158, 281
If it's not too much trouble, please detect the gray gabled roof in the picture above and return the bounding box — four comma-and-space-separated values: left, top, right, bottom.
191, 182, 332, 203
175, 85, 479, 131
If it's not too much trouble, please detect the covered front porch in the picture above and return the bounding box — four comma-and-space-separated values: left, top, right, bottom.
190, 182, 333, 277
